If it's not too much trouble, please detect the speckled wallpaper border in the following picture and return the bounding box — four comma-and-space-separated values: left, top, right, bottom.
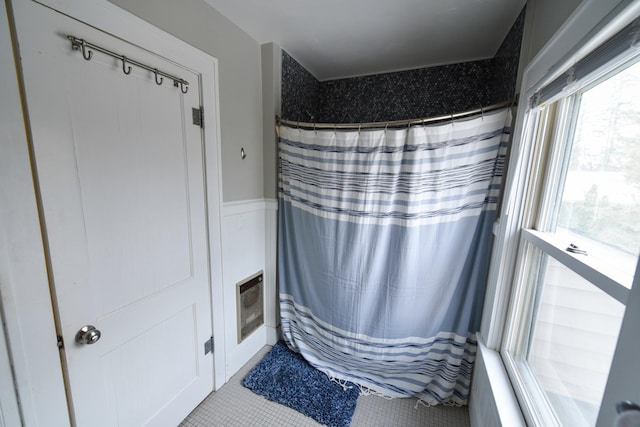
319, 60, 496, 123
281, 6, 525, 123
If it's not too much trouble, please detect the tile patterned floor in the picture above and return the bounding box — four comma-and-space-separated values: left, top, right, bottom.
180, 345, 471, 427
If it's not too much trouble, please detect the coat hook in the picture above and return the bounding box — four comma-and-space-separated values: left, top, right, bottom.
122, 56, 132, 75
240, 147, 247, 160
80, 40, 93, 60
174, 80, 189, 93
154, 69, 163, 85
68, 36, 92, 60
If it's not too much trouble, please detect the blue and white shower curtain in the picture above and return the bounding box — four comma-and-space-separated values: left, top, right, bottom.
278, 109, 511, 405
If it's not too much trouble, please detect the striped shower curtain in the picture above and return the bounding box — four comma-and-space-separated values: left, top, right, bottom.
278, 109, 511, 405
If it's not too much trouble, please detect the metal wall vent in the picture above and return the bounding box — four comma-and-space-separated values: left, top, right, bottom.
236, 271, 264, 343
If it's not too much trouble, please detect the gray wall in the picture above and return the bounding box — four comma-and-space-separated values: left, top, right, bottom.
109, 0, 264, 202
517, 0, 583, 86
470, 0, 586, 425
261, 43, 282, 200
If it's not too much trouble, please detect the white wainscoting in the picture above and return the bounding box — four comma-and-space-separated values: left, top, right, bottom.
221, 198, 278, 381
264, 199, 279, 345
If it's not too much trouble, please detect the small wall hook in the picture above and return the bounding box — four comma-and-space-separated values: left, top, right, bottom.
174, 80, 189, 93
154, 69, 163, 85
68, 37, 92, 60
122, 56, 132, 75
240, 147, 247, 160
80, 40, 93, 61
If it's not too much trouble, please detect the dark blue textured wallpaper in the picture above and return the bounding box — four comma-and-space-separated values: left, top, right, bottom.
281, 6, 525, 123
319, 60, 496, 123
281, 51, 321, 123
491, 6, 526, 105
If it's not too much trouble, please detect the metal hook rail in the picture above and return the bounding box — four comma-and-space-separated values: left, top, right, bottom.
67, 35, 189, 94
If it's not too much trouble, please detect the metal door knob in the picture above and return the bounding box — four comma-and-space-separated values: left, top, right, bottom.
618, 401, 640, 414
75, 325, 101, 345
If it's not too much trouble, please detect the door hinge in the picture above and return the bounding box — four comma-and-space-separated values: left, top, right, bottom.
57, 335, 64, 349
204, 337, 214, 355
192, 107, 204, 128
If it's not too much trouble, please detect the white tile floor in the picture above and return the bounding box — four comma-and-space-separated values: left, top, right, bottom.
180, 345, 471, 427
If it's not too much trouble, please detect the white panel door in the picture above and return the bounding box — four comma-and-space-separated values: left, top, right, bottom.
15, 3, 213, 426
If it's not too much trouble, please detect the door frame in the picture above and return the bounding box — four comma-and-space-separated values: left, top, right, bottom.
1, 0, 226, 425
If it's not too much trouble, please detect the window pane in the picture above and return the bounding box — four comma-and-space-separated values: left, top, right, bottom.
527, 253, 626, 427
555, 60, 640, 280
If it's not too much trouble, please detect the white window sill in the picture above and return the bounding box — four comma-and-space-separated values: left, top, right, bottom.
522, 228, 630, 304
470, 339, 526, 427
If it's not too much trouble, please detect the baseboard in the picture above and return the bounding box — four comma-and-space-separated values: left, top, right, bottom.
225, 326, 268, 380
266, 326, 279, 345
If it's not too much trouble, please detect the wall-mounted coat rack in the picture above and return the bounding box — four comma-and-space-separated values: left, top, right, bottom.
67, 35, 190, 93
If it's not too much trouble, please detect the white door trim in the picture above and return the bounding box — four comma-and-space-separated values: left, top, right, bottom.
1, 1, 69, 425
3, 0, 226, 424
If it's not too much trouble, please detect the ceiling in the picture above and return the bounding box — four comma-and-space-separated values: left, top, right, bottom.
202, 0, 526, 81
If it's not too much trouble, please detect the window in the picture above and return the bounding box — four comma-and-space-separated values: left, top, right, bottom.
501, 42, 640, 426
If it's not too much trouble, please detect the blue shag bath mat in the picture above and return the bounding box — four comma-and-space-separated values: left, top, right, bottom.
243, 341, 359, 427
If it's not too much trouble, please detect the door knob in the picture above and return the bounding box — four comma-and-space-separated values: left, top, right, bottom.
618, 401, 640, 413
75, 325, 101, 345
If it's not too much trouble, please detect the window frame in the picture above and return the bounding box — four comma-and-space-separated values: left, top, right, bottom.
483, 2, 640, 426
502, 62, 639, 426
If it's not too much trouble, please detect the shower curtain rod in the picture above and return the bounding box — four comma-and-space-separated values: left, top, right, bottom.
276, 97, 517, 130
